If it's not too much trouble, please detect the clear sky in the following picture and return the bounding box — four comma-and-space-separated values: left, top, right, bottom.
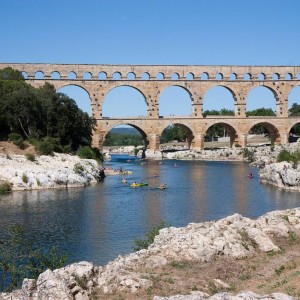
1, 0, 300, 116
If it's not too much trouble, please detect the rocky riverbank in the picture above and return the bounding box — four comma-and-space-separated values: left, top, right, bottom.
0, 152, 104, 191
1, 207, 300, 299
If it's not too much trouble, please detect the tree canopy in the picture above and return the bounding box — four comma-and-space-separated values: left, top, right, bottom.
0, 68, 95, 151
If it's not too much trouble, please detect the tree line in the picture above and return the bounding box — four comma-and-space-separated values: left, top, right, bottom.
0, 67, 95, 152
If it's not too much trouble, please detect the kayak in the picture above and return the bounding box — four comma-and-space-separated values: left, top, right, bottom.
130, 182, 148, 187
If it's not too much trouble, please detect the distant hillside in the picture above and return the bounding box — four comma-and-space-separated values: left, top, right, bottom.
110, 127, 140, 135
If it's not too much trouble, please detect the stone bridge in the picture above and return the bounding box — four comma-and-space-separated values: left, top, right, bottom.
1, 63, 300, 150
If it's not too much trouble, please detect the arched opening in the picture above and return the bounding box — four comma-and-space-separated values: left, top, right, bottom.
21, 71, 28, 79
171, 73, 179, 80
258, 73, 265, 80
156, 72, 164, 80
103, 124, 147, 148
159, 86, 192, 117
127, 72, 136, 80
113, 72, 121, 80
202, 86, 235, 115
102, 86, 147, 117
98, 72, 107, 80
57, 85, 91, 115
246, 86, 276, 115
285, 73, 292, 80
229, 73, 237, 80
34, 71, 44, 79
141, 72, 150, 80
201, 72, 209, 80
272, 73, 280, 80
51, 71, 61, 79
297, 73, 300, 80
83, 72, 92, 80
289, 123, 300, 143
288, 86, 300, 111
68, 72, 77, 79
247, 122, 279, 146
186, 72, 194, 80
215, 73, 223, 80
160, 123, 193, 149
204, 123, 237, 148
244, 73, 251, 80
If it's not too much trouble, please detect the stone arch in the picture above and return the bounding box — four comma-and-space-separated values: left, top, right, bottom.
201, 72, 209, 80
158, 85, 192, 116
229, 73, 237, 80
98, 72, 107, 79
83, 72, 92, 79
246, 121, 280, 146
258, 73, 266, 80
246, 85, 277, 114
204, 122, 238, 148
57, 84, 92, 115
68, 71, 77, 79
285, 73, 293, 80
34, 71, 44, 79
156, 72, 164, 80
186, 72, 194, 80
102, 85, 148, 117
215, 73, 223, 80
171, 72, 179, 80
288, 121, 300, 143
244, 73, 252, 80
51, 71, 61, 79
288, 85, 300, 110
127, 72, 136, 80
112, 72, 122, 80
103, 123, 148, 147
202, 85, 236, 115
141, 72, 150, 80
272, 73, 280, 80
160, 122, 194, 149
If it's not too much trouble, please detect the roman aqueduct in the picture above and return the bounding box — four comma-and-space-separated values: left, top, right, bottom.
1, 63, 300, 150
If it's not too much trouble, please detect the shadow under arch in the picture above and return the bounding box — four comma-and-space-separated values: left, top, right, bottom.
204, 122, 237, 148
287, 120, 300, 143
158, 85, 192, 117
102, 85, 148, 118
160, 123, 194, 149
246, 122, 280, 146
202, 85, 237, 115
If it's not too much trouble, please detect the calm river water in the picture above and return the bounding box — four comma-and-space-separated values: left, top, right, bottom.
1, 155, 300, 266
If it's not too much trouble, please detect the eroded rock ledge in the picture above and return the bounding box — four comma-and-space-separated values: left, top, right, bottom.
1, 208, 299, 299
0, 153, 104, 190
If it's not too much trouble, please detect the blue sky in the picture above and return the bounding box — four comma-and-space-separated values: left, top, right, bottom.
1, 0, 300, 116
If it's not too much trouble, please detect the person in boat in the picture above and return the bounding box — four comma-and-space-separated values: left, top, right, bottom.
140, 179, 144, 184
159, 183, 166, 189
122, 178, 127, 183
173, 163, 177, 168
248, 173, 253, 178
154, 173, 158, 177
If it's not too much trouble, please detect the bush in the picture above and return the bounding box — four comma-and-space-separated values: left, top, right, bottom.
0, 181, 12, 195
133, 221, 170, 252
8, 133, 25, 149
25, 153, 35, 162
22, 173, 28, 183
35, 137, 62, 156
0, 224, 68, 292
278, 149, 300, 164
77, 146, 103, 162
74, 163, 85, 175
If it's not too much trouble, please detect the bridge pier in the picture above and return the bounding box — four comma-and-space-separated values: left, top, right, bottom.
190, 133, 204, 149
148, 134, 160, 150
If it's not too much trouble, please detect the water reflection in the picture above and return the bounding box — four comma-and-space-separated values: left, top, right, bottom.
0, 156, 300, 266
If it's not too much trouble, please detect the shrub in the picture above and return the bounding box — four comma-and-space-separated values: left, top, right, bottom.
0, 181, 12, 195
133, 221, 170, 252
22, 173, 28, 183
35, 137, 62, 156
277, 149, 300, 164
77, 146, 103, 163
74, 163, 85, 175
8, 133, 25, 149
25, 153, 35, 162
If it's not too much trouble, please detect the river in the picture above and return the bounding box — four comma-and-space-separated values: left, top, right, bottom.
1, 155, 300, 266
